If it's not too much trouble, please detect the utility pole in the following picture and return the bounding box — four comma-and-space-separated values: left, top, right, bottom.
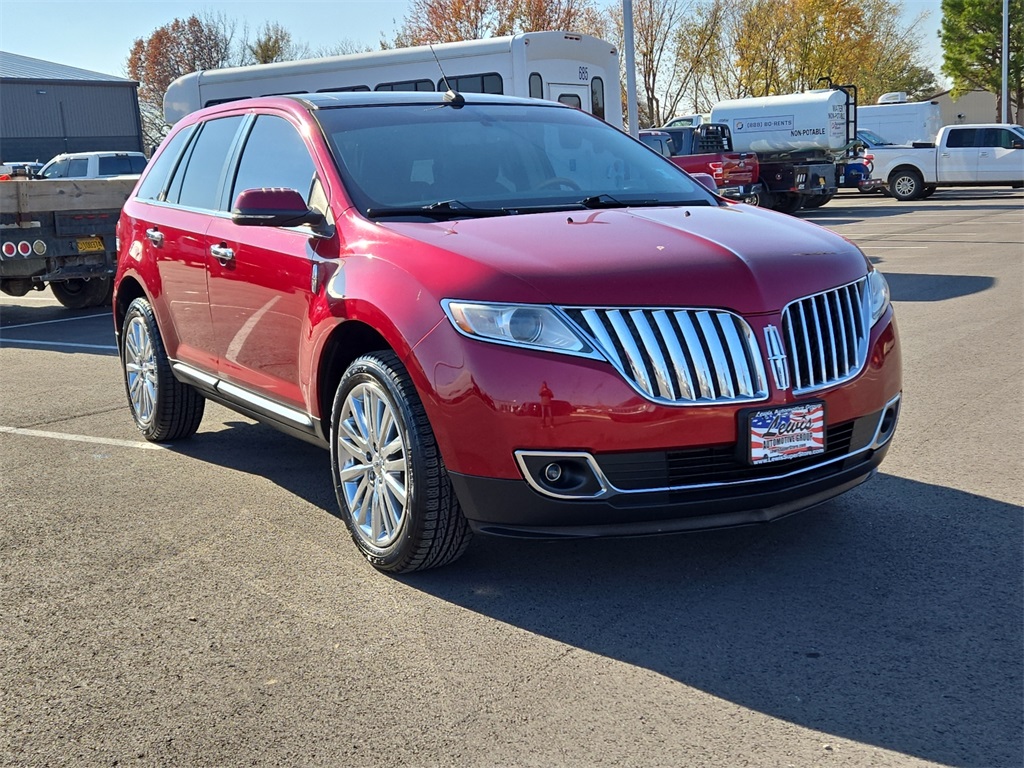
623, 0, 639, 137
1001, 0, 1009, 123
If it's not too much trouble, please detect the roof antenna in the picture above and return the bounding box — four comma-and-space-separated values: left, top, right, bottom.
429, 43, 464, 107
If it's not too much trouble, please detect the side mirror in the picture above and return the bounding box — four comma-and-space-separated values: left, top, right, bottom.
1012, 141, 1023, 150
690, 172, 718, 193
232, 187, 325, 228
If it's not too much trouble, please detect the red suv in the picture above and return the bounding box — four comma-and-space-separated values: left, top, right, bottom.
114, 92, 901, 573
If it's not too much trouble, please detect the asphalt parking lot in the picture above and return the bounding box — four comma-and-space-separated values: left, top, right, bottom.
1, 189, 1022, 767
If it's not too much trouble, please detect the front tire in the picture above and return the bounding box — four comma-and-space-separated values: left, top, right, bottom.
331, 352, 471, 573
121, 298, 205, 441
889, 169, 924, 201
51, 277, 111, 309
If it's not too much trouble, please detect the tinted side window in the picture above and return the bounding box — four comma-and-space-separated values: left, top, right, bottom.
67, 158, 89, 177
945, 129, 977, 148
980, 128, 1017, 149
136, 126, 195, 201
173, 116, 244, 210
231, 115, 318, 205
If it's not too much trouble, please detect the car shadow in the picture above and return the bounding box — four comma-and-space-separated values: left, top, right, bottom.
400, 475, 1022, 768
884, 272, 996, 302
162, 421, 1024, 767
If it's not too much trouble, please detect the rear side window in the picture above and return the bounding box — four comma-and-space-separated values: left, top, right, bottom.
136, 126, 196, 201
170, 116, 244, 210
945, 129, 977, 148
98, 155, 140, 175
231, 115, 318, 205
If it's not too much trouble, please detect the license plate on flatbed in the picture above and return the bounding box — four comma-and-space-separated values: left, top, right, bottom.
77, 237, 104, 253
748, 402, 825, 465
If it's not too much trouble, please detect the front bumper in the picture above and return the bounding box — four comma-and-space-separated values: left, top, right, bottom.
450, 400, 899, 537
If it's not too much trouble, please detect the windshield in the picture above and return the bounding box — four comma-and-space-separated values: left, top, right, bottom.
316, 102, 717, 218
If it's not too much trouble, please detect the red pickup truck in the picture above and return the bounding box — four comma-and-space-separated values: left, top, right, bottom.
640, 124, 762, 204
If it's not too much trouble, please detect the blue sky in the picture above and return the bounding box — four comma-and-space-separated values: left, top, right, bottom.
1, 0, 946, 84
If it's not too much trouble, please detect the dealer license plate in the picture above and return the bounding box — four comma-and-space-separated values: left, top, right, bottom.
749, 402, 825, 465
77, 237, 104, 253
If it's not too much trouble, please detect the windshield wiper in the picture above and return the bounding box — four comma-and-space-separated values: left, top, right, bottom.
365, 199, 511, 221
579, 195, 706, 209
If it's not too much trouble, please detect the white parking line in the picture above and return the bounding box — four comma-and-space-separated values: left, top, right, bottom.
0, 338, 117, 351
0, 425, 165, 450
2, 312, 111, 330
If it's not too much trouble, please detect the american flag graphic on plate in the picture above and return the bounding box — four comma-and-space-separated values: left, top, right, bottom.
749, 403, 825, 465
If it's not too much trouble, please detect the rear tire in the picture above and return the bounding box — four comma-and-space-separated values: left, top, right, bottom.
889, 169, 924, 201
772, 192, 803, 214
331, 351, 471, 573
802, 192, 835, 209
51, 277, 111, 309
121, 297, 205, 441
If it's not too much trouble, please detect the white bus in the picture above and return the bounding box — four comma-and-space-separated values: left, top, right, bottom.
163, 31, 622, 128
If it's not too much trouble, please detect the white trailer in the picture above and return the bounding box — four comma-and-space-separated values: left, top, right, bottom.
708, 86, 858, 212
163, 31, 621, 128
857, 97, 942, 146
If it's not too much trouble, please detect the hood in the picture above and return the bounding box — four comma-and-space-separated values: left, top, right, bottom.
378, 203, 867, 314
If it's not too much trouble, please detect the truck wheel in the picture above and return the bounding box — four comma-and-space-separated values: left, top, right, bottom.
802, 192, 835, 209
121, 298, 205, 442
772, 192, 803, 214
331, 351, 472, 573
51, 277, 111, 309
889, 169, 924, 201
923, 185, 937, 198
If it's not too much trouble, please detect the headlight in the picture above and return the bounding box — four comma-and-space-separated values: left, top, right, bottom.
442, 301, 592, 355
866, 269, 891, 325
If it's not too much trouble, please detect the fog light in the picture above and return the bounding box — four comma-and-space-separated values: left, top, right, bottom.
544, 463, 563, 483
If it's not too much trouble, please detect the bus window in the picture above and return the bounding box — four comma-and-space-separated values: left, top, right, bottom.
204, 96, 252, 108
591, 77, 605, 120
529, 73, 543, 99
557, 93, 582, 110
375, 79, 434, 92
316, 85, 371, 93
436, 73, 503, 94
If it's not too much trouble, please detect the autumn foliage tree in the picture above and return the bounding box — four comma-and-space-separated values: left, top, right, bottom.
126, 13, 239, 148
389, 0, 605, 46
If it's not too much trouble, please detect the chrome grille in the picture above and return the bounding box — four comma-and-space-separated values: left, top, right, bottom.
563, 307, 768, 405
782, 277, 869, 394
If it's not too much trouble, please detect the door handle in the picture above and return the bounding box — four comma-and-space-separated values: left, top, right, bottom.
210, 243, 235, 264
145, 227, 164, 246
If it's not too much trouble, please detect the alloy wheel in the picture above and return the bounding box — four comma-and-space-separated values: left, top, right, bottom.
124, 315, 158, 428
336, 381, 410, 549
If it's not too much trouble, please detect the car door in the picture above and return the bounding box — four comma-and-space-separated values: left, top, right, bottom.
939, 127, 979, 182
977, 127, 1024, 182
147, 115, 246, 373
204, 112, 330, 413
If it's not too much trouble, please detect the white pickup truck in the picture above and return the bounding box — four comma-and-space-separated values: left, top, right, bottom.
869, 123, 1024, 200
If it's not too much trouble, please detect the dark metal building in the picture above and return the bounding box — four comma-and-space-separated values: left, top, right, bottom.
0, 51, 144, 162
